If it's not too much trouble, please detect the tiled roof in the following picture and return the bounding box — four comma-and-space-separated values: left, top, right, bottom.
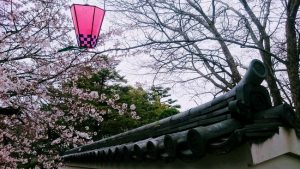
62, 59, 298, 163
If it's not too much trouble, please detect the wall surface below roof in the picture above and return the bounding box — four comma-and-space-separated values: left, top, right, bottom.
61, 128, 300, 169
61, 150, 300, 169
250, 154, 300, 169
250, 127, 300, 164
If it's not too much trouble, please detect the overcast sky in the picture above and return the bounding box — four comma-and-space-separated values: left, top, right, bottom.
69, 0, 208, 111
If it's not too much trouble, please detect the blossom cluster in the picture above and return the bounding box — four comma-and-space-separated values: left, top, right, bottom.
0, 0, 136, 168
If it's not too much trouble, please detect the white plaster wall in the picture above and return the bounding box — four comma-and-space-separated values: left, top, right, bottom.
249, 154, 300, 169
250, 127, 300, 165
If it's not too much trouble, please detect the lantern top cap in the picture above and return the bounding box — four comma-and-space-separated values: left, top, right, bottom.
71, 3, 105, 11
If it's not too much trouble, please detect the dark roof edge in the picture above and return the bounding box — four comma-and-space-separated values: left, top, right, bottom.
62, 60, 299, 162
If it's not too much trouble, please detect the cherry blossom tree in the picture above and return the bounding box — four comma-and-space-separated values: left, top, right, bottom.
0, 0, 132, 168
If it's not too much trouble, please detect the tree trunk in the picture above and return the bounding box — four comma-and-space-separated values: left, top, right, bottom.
286, 0, 300, 117
260, 39, 283, 106
0, 107, 21, 115
239, 0, 283, 106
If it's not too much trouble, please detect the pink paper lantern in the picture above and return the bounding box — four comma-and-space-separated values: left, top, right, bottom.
70, 4, 105, 48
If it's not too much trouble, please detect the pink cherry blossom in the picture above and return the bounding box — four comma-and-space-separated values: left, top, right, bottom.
0, 0, 137, 168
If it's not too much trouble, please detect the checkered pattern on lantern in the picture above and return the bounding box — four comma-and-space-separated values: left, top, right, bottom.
77, 34, 98, 48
